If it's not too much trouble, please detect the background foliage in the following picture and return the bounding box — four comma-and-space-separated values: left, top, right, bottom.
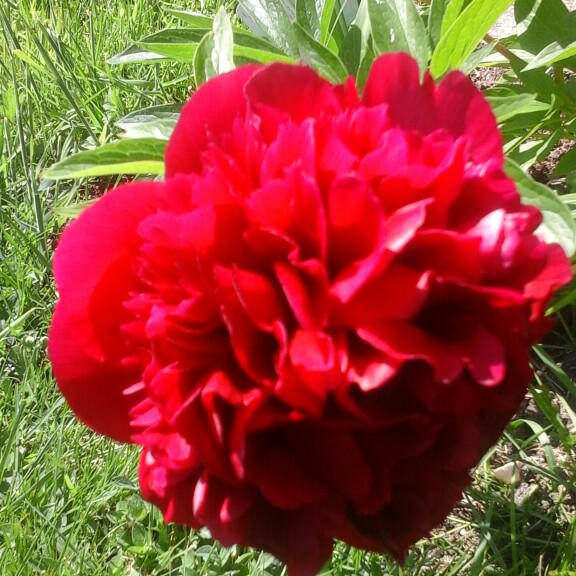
1, 0, 575, 574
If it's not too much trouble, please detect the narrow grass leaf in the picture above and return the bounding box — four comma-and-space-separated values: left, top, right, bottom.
533, 345, 576, 401
430, 0, 514, 77
367, 0, 428, 72
44, 139, 166, 179
505, 158, 576, 257
531, 381, 574, 451
514, 414, 557, 472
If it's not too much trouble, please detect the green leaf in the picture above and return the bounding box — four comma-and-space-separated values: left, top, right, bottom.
340, 24, 363, 75
430, 0, 514, 77
458, 42, 497, 76
211, 8, 235, 75
507, 129, 560, 170
356, 43, 376, 90
367, 0, 428, 73
515, 0, 576, 74
296, 0, 322, 39
428, 0, 450, 47
107, 45, 168, 65
487, 93, 540, 123
319, 0, 338, 44
194, 32, 217, 86
136, 27, 291, 64
116, 104, 182, 126
552, 145, 576, 177
137, 29, 211, 62
522, 39, 576, 71
506, 158, 576, 257
163, 9, 217, 29
44, 139, 166, 180
237, 0, 299, 57
438, 0, 465, 38
53, 200, 97, 220
116, 104, 181, 140
294, 22, 349, 83
233, 42, 296, 64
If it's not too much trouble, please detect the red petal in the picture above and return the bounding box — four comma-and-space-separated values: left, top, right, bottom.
165, 65, 262, 177
362, 53, 502, 165
49, 182, 164, 442
434, 70, 503, 165
245, 63, 348, 139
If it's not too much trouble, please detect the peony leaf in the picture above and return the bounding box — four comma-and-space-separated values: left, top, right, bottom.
339, 23, 363, 75
430, 0, 514, 77
107, 45, 168, 65
293, 22, 349, 83
211, 8, 236, 76
163, 9, 218, 29
428, 0, 450, 47
552, 145, 576, 177
116, 104, 182, 140
515, 0, 576, 71
194, 32, 218, 87
137, 28, 211, 61
486, 93, 545, 123
522, 39, 576, 71
437, 0, 465, 39
367, 0, 428, 73
134, 27, 291, 65
231, 33, 295, 64
506, 130, 560, 171
164, 4, 295, 65
319, 0, 337, 46
233, 44, 296, 65
458, 42, 497, 76
43, 139, 166, 180
237, 0, 299, 57
296, 0, 322, 40
506, 158, 576, 257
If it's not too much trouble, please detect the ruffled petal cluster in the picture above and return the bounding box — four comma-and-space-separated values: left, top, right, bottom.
49, 53, 571, 576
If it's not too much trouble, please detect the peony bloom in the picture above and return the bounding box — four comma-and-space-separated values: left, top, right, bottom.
49, 53, 571, 575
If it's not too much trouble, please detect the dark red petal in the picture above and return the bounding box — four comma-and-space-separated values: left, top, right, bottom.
244, 441, 329, 509
49, 182, 165, 442
165, 65, 262, 177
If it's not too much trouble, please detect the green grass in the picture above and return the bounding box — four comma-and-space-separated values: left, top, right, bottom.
1, 1, 575, 575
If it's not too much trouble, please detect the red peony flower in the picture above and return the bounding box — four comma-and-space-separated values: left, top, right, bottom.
49, 53, 571, 575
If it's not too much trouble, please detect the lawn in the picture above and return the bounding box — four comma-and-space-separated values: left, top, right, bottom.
1, 1, 575, 575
